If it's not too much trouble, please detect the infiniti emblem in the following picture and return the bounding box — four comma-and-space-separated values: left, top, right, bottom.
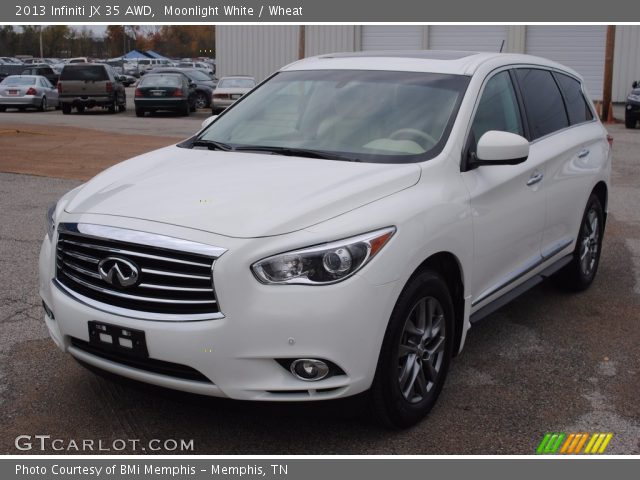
98, 256, 140, 288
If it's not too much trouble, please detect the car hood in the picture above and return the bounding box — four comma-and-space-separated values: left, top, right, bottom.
65, 146, 421, 238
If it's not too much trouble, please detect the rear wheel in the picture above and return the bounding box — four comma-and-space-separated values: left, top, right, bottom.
370, 270, 454, 428
556, 194, 604, 291
61, 104, 71, 114
108, 97, 117, 114
626, 114, 637, 129
39, 97, 47, 112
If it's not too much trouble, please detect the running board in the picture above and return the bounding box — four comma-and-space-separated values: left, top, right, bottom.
470, 254, 572, 324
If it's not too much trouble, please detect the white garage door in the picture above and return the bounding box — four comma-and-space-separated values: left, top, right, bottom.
361, 26, 424, 51
525, 26, 606, 100
429, 26, 508, 53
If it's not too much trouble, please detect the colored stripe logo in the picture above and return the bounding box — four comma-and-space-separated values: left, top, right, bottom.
537, 433, 613, 454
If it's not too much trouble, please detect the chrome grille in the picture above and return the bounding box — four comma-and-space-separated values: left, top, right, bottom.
55, 223, 225, 320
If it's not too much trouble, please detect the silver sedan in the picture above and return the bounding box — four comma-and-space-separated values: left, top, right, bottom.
0, 75, 59, 112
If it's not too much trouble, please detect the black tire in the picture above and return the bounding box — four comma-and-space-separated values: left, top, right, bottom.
61, 104, 71, 114
118, 102, 126, 112
39, 96, 47, 112
182, 103, 190, 116
135, 107, 145, 117
0, 106, 6, 112
108, 97, 117, 114
556, 194, 604, 291
195, 92, 207, 109
626, 114, 636, 129
370, 270, 454, 428
76, 105, 85, 114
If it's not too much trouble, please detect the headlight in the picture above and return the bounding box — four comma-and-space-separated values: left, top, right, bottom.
251, 227, 396, 285
628, 94, 640, 102
46, 202, 57, 240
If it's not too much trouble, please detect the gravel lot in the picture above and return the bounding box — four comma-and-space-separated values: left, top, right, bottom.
0, 117, 638, 455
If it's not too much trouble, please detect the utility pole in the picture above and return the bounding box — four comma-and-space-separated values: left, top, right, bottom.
39, 26, 43, 59
298, 25, 305, 60
601, 25, 616, 122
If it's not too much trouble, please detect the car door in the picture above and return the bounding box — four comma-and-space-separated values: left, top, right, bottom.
540, 72, 607, 257
40, 77, 58, 105
461, 69, 547, 310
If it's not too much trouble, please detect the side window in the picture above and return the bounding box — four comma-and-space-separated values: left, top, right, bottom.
555, 73, 594, 125
515, 69, 569, 140
470, 71, 523, 147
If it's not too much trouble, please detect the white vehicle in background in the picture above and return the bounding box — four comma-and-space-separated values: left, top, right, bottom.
211, 75, 256, 113
40, 51, 610, 428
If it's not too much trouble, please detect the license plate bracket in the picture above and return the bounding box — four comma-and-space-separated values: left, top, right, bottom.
88, 321, 149, 358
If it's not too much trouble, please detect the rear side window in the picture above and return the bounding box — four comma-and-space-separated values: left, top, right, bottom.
515, 69, 569, 140
470, 71, 523, 145
555, 73, 594, 125
60, 66, 108, 81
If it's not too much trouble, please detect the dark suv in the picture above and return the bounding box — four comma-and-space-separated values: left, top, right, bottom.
20, 64, 59, 86
626, 80, 640, 129
57, 63, 126, 114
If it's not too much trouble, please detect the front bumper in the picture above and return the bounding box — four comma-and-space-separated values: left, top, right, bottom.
626, 100, 640, 116
39, 220, 400, 401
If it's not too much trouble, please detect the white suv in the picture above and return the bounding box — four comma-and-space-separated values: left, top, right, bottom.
39, 51, 610, 428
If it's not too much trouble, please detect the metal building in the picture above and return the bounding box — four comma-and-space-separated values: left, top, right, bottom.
216, 25, 640, 102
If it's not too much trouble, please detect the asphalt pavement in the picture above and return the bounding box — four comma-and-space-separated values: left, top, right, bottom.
0, 123, 638, 455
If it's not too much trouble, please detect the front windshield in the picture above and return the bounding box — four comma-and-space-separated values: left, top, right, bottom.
196, 70, 469, 163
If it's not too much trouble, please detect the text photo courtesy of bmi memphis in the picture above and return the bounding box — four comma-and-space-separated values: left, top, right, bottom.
1, 0, 640, 477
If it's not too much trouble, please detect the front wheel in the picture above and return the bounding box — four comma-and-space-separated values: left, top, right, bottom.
557, 194, 604, 291
195, 92, 207, 109
39, 96, 47, 112
370, 270, 454, 428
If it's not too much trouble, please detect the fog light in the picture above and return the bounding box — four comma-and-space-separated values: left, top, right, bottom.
290, 359, 330, 381
42, 301, 55, 320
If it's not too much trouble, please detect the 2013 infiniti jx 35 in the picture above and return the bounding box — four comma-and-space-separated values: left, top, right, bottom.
39, 51, 610, 427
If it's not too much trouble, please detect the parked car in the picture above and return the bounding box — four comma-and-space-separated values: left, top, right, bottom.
211, 76, 256, 113
40, 51, 610, 428
68, 57, 89, 64
150, 67, 217, 108
20, 64, 59, 86
178, 61, 214, 77
57, 63, 126, 114
0, 57, 23, 65
0, 75, 59, 111
134, 73, 196, 117
625, 80, 640, 129
137, 58, 174, 75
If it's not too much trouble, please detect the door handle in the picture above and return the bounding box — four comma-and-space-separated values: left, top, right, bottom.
578, 149, 590, 158
527, 171, 544, 186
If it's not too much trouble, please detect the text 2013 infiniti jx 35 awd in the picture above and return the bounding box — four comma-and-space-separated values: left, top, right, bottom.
40, 51, 610, 428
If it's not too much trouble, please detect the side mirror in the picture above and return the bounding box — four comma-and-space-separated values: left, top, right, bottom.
473, 131, 529, 166
201, 115, 218, 129
633, 81, 639, 89
189, 82, 197, 89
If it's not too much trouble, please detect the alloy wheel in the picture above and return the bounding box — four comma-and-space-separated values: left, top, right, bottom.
397, 296, 446, 404
580, 208, 600, 276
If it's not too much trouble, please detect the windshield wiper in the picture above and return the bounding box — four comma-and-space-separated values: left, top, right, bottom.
191, 139, 233, 151
232, 145, 360, 162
